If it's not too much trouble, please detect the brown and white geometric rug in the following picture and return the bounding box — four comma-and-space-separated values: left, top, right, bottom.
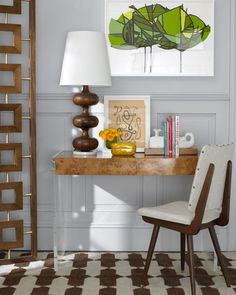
0, 252, 236, 295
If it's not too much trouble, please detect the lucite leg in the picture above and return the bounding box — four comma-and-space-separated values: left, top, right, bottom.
53, 173, 67, 269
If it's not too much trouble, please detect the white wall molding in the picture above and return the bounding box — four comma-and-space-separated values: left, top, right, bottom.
1, 92, 230, 102
36, 92, 230, 101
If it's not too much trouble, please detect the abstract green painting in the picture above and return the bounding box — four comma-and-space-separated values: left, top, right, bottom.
105, 0, 214, 76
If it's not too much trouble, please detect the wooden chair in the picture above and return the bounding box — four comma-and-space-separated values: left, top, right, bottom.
138, 144, 234, 295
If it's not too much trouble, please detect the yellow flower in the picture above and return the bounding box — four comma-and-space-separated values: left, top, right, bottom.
99, 128, 123, 141
107, 134, 114, 141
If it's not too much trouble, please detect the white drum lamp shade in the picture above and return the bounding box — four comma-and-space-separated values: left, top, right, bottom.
60, 31, 111, 86
59, 31, 111, 154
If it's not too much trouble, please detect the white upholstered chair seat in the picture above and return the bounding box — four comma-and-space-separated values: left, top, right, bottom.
138, 201, 221, 225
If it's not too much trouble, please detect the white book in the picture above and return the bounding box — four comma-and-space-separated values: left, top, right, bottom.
172, 115, 175, 157
175, 115, 180, 157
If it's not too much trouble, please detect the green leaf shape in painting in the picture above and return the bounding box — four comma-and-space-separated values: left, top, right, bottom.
201, 25, 211, 42
109, 18, 127, 48
189, 14, 211, 42
158, 6, 183, 36
123, 20, 143, 47
130, 4, 167, 34
109, 10, 137, 49
127, 4, 168, 48
130, 5, 156, 32
109, 4, 168, 50
122, 9, 133, 21
158, 36, 177, 50
158, 6, 211, 51
108, 4, 211, 53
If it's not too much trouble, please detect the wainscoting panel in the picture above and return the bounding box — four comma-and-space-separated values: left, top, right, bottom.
85, 176, 143, 212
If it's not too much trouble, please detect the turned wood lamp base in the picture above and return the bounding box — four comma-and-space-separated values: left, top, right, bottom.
72, 85, 99, 153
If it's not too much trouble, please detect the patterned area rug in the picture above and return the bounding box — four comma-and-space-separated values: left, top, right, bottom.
0, 252, 236, 295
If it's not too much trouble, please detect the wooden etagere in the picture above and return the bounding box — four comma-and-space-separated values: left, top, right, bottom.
0, 0, 37, 262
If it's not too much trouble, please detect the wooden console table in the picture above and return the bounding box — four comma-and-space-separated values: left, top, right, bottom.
54, 151, 198, 176
52, 151, 198, 269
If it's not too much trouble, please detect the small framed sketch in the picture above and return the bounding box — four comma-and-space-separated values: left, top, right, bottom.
104, 96, 150, 152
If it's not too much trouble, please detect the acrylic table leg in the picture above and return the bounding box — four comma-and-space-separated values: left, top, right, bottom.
53, 173, 67, 270
53, 172, 59, 270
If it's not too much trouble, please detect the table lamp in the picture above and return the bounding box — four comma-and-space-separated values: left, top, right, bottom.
60, 31, 111, 155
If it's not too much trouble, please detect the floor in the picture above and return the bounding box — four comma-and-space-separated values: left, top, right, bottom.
0, 252, 236, 295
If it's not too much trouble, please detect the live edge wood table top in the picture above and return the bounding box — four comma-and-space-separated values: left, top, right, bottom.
54, 151, 198, 176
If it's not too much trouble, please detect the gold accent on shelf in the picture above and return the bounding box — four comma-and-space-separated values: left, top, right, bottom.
6, 172, 9, 183
4, 13, 8, 23
24, 231, 32, 235
24, 193, 32, 197
22, 155, 32, 159
111, 142, 136, 156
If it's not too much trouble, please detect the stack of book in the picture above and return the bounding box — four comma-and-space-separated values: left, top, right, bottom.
163, 115, 179, 158
145, 115, 198, 158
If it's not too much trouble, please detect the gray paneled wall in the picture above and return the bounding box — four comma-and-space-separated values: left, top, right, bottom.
30, 0, 236, 251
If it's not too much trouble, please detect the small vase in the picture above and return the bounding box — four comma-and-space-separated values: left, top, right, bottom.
106, 139, 117, 149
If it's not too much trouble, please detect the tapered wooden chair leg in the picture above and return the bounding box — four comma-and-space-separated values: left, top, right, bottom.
208, 226, 230, 287
187, 234, 196, 295
180, 232, 185, 271
144, 225, 160, 275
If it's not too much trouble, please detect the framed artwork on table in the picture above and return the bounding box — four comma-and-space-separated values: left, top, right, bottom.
105, 0, 214, 76
104, 96, 150, 152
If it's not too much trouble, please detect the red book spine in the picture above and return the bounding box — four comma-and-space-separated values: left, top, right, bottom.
166, 119, 170, 158
175, 115, 180, 157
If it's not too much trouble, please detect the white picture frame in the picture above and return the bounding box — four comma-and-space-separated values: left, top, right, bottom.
104, 95, 150, 152
105, 0, 214, 76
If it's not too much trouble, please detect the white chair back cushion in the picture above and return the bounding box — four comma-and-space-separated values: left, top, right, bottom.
188, 144, 234, 213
